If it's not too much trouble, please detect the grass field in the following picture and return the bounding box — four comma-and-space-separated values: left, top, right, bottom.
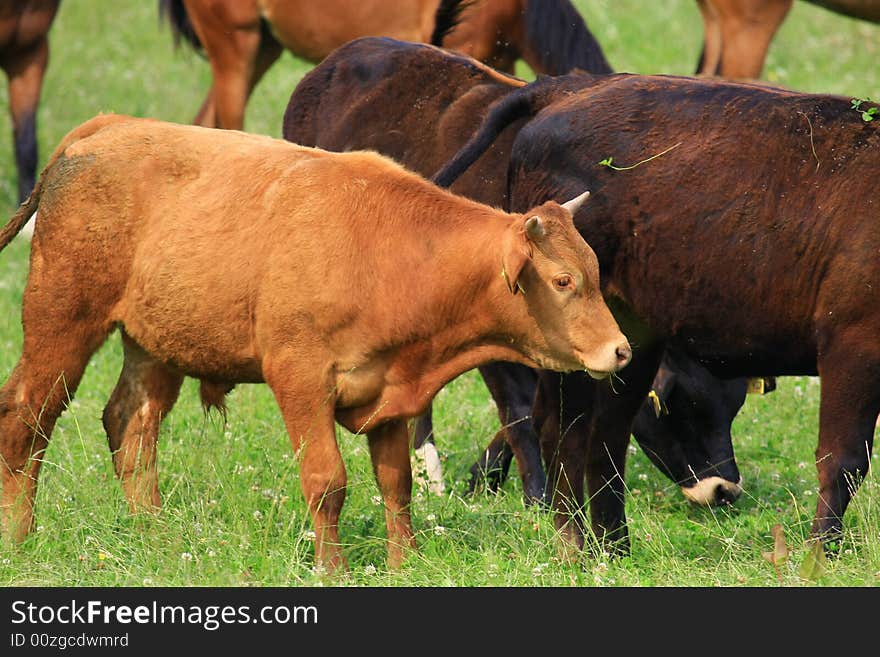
1, 0, 879, 587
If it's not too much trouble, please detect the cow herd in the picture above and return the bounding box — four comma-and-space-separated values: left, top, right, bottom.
1, 1, 879, 575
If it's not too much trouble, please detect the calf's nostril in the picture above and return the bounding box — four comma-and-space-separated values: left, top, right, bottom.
616, 343, 632, 366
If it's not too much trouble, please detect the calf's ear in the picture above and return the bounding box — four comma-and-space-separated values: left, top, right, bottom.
501, 221, 534, 295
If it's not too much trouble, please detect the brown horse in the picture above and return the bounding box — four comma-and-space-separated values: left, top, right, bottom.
159, 0, 611, 130
1, 0, 60, 204
698, 0, 880, 79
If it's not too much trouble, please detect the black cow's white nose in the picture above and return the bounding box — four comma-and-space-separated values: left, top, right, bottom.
616, 343, 632, 367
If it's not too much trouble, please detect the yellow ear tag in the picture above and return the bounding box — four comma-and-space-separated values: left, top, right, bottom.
648, 390, 662, 418
747, 378, 765, 395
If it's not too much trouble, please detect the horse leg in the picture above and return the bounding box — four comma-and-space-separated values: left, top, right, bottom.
264, 352, 346, 572
696, 0, 723, 75
247, 35, 283, 95
2, 37, 49, 203
183, 1, 262, 130
102, 333, 183, 513
716, 0, 793, 79
812, 328, 880, 546
368, 419, 416, 569
205, 31, 281, 130
192, 86, 216, 128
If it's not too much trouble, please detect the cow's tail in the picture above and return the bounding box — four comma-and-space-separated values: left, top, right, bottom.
431, 77, 563, 189
431, 0, 474, 46
522, 0, 613, 75
158, 0, 204, 54
0, 114, 132, 252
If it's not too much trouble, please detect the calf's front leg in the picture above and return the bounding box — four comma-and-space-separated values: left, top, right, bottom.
368, 419, 416, 568
265, 356, 347, 572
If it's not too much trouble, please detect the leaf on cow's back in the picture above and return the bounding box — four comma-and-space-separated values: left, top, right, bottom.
799, 540, 827, 582
762, 523, 790, 568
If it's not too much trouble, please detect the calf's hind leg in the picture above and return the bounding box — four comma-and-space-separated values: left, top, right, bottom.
0, 318, 112, 543
102, 333, 184, 514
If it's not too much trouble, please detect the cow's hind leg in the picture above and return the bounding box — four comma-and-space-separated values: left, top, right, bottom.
0, 321, 112, 543
102, 333, 183, 514
813, 330, 880, 547
368, 419, 415, 568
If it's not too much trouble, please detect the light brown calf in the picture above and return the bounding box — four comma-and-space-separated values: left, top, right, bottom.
0, 114, 630, 570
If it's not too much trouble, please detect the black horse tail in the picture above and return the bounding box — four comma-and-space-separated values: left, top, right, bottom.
522, 0, 613, 75
158, 0, 204, 55
431, 0, 474, 46
432, 76, 563, 189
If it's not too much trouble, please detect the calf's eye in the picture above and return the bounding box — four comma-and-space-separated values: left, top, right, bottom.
553, 274, 574, 291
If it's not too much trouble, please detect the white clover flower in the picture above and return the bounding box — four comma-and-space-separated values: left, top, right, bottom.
364, 565, 377, 576
180, 552, 193, 562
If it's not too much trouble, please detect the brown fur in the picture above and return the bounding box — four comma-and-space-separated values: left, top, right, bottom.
159, 0, 610, 130
435, 71, 880, 552
697, 0, 880, 79
282, 38, 528, 210
0, 0, 60, 203
0, 114, 629, 570
284, 38, 751, 509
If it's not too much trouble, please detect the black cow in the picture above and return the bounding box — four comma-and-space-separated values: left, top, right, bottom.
435, 70, 880, 552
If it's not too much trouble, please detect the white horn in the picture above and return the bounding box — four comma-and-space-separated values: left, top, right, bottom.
560, 190, 590, 216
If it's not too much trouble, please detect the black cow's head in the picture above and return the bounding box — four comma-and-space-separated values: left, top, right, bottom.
631, 346, 769, 506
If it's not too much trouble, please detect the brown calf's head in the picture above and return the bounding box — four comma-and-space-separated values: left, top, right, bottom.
502, 192, 631, 378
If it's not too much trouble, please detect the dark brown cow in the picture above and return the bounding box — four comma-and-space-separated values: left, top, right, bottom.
0, 113, 630, 571
0, 0, 60, 203
283, 37, 749, 508
435, 71, 880, 552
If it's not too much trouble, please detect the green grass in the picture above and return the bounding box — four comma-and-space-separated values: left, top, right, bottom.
1, 0, 880, 586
